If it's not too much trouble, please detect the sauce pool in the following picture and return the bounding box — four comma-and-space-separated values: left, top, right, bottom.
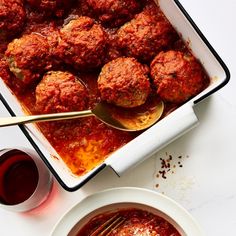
76, 208, 181, 236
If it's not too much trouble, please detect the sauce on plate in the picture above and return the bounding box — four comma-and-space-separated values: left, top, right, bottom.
76, 208, 181, 236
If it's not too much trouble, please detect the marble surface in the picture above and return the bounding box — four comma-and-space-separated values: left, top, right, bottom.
0, 0, 236, 235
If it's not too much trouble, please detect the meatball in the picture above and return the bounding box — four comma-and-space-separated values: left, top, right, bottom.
85, 0, 140, 27
5, 33, 52, 85
26, 0, 74, 17
0, 0, 26, 40
36, 71, 88, 114
98, 57, 151, 108
150, 50, 209, 104
57, 16, 107, 70
117, 3, 177, 62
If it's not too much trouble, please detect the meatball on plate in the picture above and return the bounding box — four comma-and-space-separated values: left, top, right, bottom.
85, 0, 141, 27
0, 0, 26, 39
57, 16, 107, 70
36, 71, 88, 114
5, 33, 52, 86
98, 57, 151, 108
150, 50, 210, 104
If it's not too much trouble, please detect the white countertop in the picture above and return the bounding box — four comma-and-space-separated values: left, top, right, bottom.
0, 0, 236, 235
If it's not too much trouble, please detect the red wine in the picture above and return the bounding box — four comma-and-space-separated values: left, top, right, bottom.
0, 150, 39, 205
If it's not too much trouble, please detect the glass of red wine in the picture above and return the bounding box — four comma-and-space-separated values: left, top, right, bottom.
0, 147, 53, 212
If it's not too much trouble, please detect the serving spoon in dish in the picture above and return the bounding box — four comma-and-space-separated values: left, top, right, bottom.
0, 100, 164, 132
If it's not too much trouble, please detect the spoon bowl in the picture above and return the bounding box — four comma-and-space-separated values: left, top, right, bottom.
0, 100, 164, 131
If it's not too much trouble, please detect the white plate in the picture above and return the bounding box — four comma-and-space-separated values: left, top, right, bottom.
51, 187, 204, 236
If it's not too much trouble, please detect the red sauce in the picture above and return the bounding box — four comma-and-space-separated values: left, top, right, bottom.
0, 150, 39, 205
76, 208, 181, 236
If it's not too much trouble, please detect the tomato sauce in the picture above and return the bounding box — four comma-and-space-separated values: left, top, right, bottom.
76, 208, 181, 236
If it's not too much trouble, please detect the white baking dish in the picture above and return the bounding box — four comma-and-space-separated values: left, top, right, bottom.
0, 0, 230, 191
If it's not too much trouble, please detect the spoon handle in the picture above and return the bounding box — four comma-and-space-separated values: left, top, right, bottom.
0, 110, 93, 127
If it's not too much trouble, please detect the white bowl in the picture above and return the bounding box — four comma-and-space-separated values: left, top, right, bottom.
51, 187, 204, 236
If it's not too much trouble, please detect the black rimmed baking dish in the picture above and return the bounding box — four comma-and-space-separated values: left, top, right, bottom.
0, 0, 230, 191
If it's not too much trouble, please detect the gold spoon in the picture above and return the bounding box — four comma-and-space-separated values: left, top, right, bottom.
0, 100, 164, 131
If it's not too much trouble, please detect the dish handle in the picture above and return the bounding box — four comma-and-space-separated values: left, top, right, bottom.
106, 102, 199, 176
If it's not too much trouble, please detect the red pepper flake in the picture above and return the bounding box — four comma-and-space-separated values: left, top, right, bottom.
159, 170, 167, 179
155, 153, 189, 181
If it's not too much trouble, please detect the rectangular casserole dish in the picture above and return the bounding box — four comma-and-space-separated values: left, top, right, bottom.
0, 0, 230, 191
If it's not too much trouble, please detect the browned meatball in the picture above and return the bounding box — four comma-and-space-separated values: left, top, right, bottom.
85, 0, 140, 27
0, 0, 26, 40
57, 17, 107, 70
150, 50, 209, 104
5, 33, 52, 85
98, 57, 151, 108
26, 0, 74, 17
36, 71, 88, 114
117, 3, 177, 62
